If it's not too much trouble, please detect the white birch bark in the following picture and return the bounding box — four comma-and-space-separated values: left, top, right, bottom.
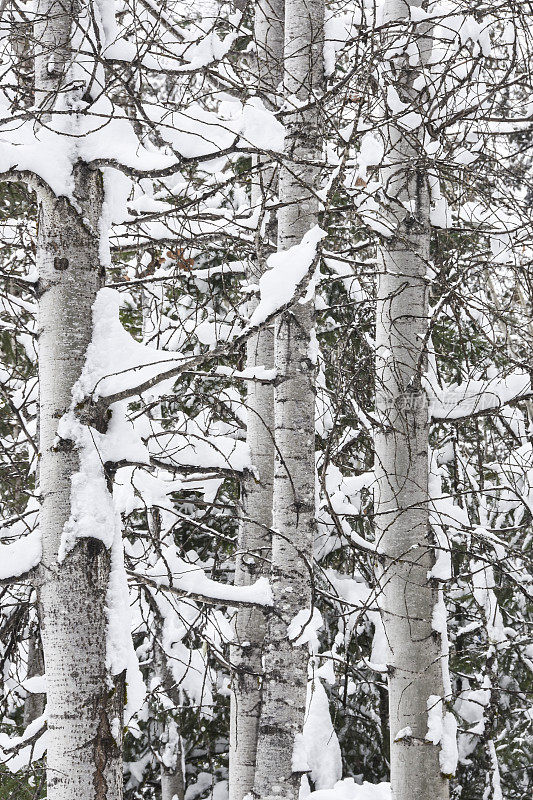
229, 3, 282, 799
252, 0, 324, 796
146, 507, 186, 800
161, 763, 186, 800
374, 3, 448, 799
155, 632, 186, 800
34, 3, 123, 799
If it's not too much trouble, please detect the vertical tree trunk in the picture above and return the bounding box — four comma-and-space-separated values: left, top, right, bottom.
229, 3, 282, 800
156, 632, 186, 800
161, 769, 185, 800
23, 621, 46, 726
146, 507, 186, 800
37, 158, 123, 800
374, 3, 448, 799
34, 2, 124, 799
252, 0, 324, 797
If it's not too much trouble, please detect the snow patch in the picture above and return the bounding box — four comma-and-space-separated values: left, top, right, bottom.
439, 713, 458, 776
106, 525, 146, 721
0, 529, 41, 580
248, 226, 327, 328
302, 678, 342, 789
288, 608, 324, 652
309, 778, 391, 800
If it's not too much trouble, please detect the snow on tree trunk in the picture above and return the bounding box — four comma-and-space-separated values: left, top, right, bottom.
34, 2, 123, 799
146, 507, 186, 800
37, 160, 123, 800
155, 635, 186, 800
229, 3, 282, 800
374, 2, 448, 799
252, 0, 324, 796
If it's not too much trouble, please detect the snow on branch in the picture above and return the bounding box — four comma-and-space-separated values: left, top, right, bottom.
426, 371, 532, 421
73, 226, 325, 410
129, 566, 273, 609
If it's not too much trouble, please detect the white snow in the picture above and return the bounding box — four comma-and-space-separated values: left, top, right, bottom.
57, 416, 117, 559
356, 133, 384, 180
471, 561, 506, 646
426, 695, 443, 745
487, 740, 503, 800
455, 682, 490, 725
302, 678, 342, 789
247, 227, 327, 328
292, 732, 310, 774
143, 554, 273, 607
324, 13, 352, 77
393, 726, 412, 741
0, 713, 48, 773
106, 525, 146, 721
0, 529, 41, 580
148, 97, 285, 159
0, 99, 175, 200
439, 712, 458, 776
147, 428, 251, 473
431, 590, 452, 699
386, 86, 407, 114
427, 371, 531, 420
308, 778, 391, 800
71, 288, 179, 401
22, 675, 47, 694
288, 608, 324, 652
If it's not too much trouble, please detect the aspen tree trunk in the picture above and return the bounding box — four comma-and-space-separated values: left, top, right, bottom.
229, 3, 282, 799
374, 3, 448, 799
155, 629, 186, 800
161, 754, 185, 800
34, 2, 124, 799
253, 0, 323, 796
146, 508, 186, 800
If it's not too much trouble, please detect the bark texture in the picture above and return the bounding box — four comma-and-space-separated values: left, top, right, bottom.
374, 3, 448, 799
37, 162, 122, 800
34, 2, 123, 799
229, 3, 282, 799
252, 0, 324, 797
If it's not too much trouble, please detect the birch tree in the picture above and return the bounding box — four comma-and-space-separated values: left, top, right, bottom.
33, 2, 125, 798
373, 3, 449, 800
253, 0, 325, 796
229, 2, 282, 799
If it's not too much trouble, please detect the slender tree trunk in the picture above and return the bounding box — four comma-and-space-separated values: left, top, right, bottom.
146, 507, 186, 800
161, 769, 185, 800
34, 2, 124, 799
156, 631, 186, 800
23, 620, 46, 726
252, 0, 324, 797
229, 3, 282, 800
374, 3, 448, 799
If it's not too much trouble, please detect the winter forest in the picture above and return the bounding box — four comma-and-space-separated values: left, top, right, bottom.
0, 0, 532, 799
